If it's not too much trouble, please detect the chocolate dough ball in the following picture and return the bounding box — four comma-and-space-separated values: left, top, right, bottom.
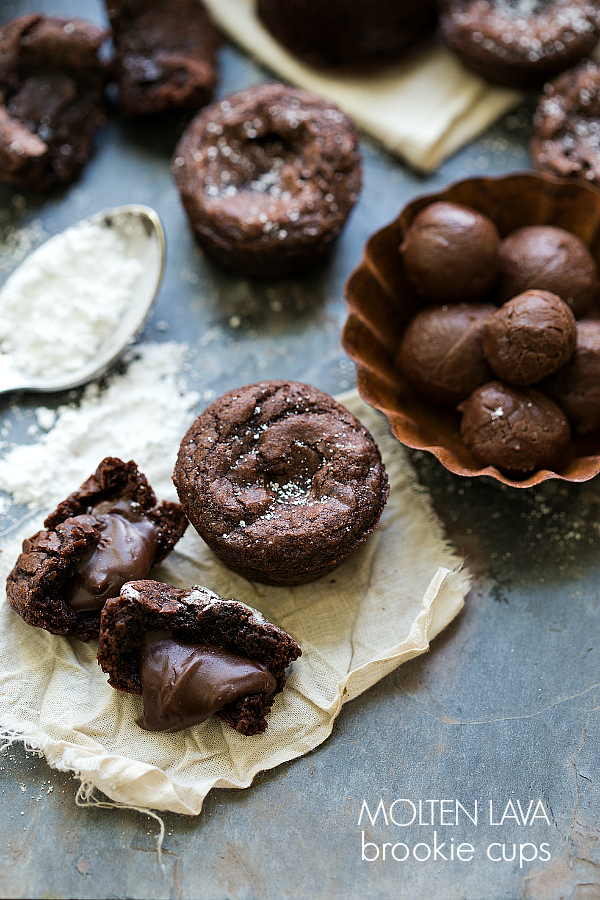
400, 201, 501, 304
459, 381, 571, 474
396, 303, 495, 405
482, 289, 576, 386
498, 225, 598, 317
545, 320, 600, 433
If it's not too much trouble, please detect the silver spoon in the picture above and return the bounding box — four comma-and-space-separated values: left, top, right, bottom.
0, 204, 165, 396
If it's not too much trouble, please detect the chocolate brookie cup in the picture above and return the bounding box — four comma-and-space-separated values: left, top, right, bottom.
105, 0, 219, 116
0, 14, 108, 190
97, 580, 302, 736
531, 59, 600, 189
6, 457, 188, 642
440, 0, 600, 89
173, 380, 389, 585
172, 83, 362, 278
257, 0, 437, 71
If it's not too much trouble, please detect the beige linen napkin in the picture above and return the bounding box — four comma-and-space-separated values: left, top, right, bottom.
201, 0, 521, 171
0, 392, 470, 816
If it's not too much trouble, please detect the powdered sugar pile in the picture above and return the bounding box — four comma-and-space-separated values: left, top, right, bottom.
0, 217, 145, 378
0, 342, 199, 512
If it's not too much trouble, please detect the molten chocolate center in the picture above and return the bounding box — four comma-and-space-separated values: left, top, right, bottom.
67, 498, 160, 612
136, 633, 277, 733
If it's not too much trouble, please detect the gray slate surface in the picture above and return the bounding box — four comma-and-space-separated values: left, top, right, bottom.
0, 1, 598, 898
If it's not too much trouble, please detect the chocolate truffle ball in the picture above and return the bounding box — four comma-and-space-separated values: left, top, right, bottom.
400, 201, 501, 304
545, 320, 600, 434
397, 303, 495, 406
498, 225, 598, 317
482, 289, 576, 386
459, 381, 571, 474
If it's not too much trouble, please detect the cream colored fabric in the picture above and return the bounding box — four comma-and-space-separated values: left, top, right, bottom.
0, 392, 470, 815
202, 0, 521, 171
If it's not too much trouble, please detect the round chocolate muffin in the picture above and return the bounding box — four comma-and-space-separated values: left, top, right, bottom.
173, 381, 389, 585
98, 580, 301, 736
482, 289, 577, 385
396, 302, 496, 405
531, 59, 600, 188
440, 0, 600, 89
498, 225, 598, 317
257, 0, 437, 70
459, 381, 571, 474
6, 458, 188, 642
400, 201, 500, 304
0, 14, 107, 189
545, 320, 600, 434
172, 83, 362, 278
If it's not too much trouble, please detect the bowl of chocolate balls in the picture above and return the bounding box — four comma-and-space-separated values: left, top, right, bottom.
343, 172, 600, 487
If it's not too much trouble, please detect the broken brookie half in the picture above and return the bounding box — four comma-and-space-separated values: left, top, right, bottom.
97, 579, 302, 735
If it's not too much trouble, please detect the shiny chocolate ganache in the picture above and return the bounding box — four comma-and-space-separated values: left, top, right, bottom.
136, 631, 277, 733
67, 497, 160, 612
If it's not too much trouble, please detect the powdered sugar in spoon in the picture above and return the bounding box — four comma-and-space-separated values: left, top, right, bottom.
0, 204, 165, 395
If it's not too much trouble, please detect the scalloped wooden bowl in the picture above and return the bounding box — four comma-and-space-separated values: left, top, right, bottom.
343, 172, 600, 487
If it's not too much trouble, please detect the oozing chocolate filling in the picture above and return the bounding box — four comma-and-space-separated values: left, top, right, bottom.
136, 632, 277, 733
67, 498, 160, 612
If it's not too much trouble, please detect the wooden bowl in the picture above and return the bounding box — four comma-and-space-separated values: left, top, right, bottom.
343, 171, 600, 487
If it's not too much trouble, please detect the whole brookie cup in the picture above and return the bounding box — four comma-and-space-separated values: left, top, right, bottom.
172, 82, 362, 278
173, 380, 389, 584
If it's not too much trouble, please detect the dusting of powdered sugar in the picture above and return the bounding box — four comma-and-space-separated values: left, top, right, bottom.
0, 217, 145, 378
0, 342, 199, 511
